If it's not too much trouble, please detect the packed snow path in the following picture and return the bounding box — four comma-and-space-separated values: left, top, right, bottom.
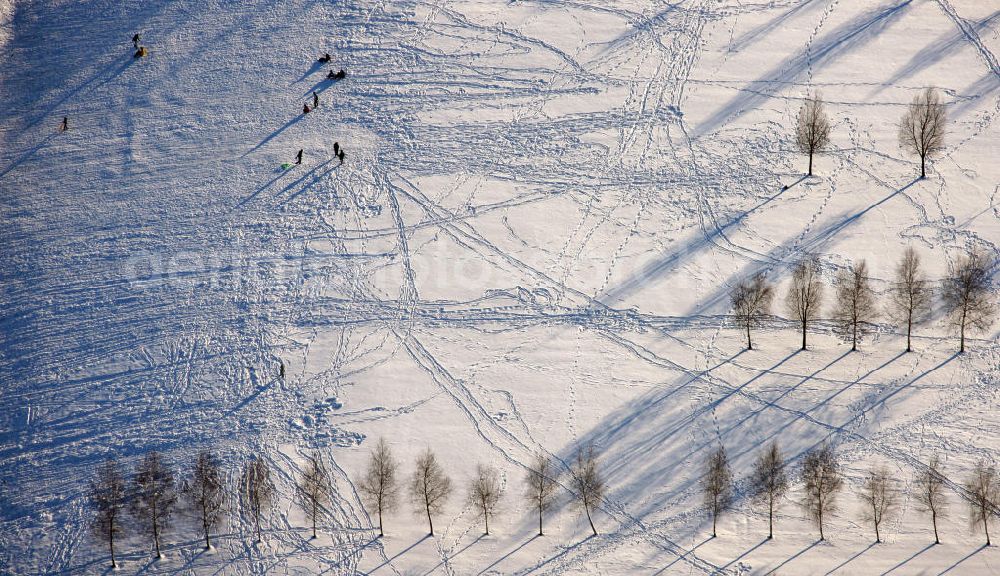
1, 0, 999, 574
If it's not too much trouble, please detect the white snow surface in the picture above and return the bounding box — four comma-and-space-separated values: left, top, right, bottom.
2, 0, 1000, 574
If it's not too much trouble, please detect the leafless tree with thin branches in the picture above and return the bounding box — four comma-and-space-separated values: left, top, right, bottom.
410, 448, 452, 536
704, 445, 733, 538
358, 438, 399, 537
786, 258, 824, 350
186, 451, 225, 550
832, 260, 877, 351
965, 459, 999, 546
572, 445, 605, 536
298, 454, 331, 539
731, 274, 774, 350
801, 444, 843, 541
891, 247, 932, 352
899, 87, 946, 179
240, 457, 275, 543
751, 441, 788, 540
468, 464, 503, 535
525, 453, 560, 536
129, 451, 178, 559
916, 455, 948, 544
89, 457, 127, 569
860, 466, 897, 543
795, 93, 832, 176
942, 249, 995, 353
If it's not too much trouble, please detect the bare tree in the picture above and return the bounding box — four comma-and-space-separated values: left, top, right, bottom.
186, 451, 225, 550
704, 445, 733, 537
942, 250, 995, 353
572, 445, 605, 536
524, 453, 559, 536
916, 455, 948, 544
860, 466, 896, 543
731, 274, 774, 350
891, 247, 932, 352
786, 258, 824, 350
240, 457, 275, 543
832, 260, 877, 351
468, 464, 503, 535
898, 87, 946, 179
795, 93, 832, 176
298, 454, 330, 539
751, 441, 789, 540
129, 451, 178, 559
801, 444, 843, 541
965, 459, 999, 546
89, 457, 127, 569
358, 438, 399, 537
410, 449, 452, 536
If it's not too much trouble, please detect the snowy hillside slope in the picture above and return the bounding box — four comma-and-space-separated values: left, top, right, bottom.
1, 0, 999, 573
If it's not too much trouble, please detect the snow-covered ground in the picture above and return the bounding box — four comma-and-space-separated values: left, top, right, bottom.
2, 0, 999, 573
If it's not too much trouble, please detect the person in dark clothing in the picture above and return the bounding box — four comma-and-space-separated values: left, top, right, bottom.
303, 103, 311, 114
60, 117, 68, 132
338, 149, 345, 165
295, 149, 303, 165
312, 91, 319, 108
132, 34, 140, 48
335, 69, 346, 80
319, 53, 331, 63
280, 361, 286, 379
333, 142, 340, 155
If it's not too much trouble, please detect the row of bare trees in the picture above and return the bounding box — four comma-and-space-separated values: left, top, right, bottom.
704, 442, 1000, 545
358, 439, 604, 538
89, 451, 238, 567
795, 88, 945, 179
731, 248, 995, 353
89, 443, 605, 567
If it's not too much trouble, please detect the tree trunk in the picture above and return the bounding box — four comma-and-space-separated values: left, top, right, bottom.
768, 498, 774, 540
585, 502, 597, 536
932, 509, 939, 544
426, 502, 434, 536
378, 507, 384, 537
801, 320, 807, 350
152, 500, 161, 558
985, 513, 990, 546
960, 317, 966, 353
204, 511, 211, 550
746, 322, 753, 351
920, 154, 926, 179
311, 499, 318, 539
808, 151, 813, 176
712, 509, 717, 538
852, 320, 858, 351
109, 526, 117, 568
906, 314, 913, 352
538, 505, 543, 536
485, 512, 490, 536
818, 506, 824, 541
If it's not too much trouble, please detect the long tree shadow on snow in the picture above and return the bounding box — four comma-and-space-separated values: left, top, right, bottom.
691, 1, 913, 139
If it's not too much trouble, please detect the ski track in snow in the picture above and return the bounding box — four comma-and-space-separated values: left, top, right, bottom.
1, 0, 1000, 574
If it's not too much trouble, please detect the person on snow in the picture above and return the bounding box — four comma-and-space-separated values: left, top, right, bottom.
295, 149, 303, 165
59, 117, 68, 132
333, 142, 340, 155
328, 69, 346, 80
319, 53, 332, 63
312, 91, 319, 108
279, 361, 286, 379
132, 33, 140, 49
303, 103, 311, 114
338, 149, 345, 165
